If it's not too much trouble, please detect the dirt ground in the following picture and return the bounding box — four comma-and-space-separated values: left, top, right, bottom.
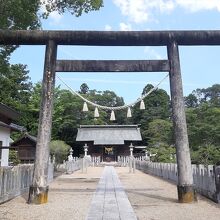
116, 167, 220, 220
0, 167, 104, 220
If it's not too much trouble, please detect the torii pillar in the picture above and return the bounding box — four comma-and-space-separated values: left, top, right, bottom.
167, 41, 196, 203
28, 40, 57, 204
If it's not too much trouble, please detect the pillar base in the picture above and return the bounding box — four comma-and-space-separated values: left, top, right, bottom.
177, 185, 197, 203
28, 185, 49, 204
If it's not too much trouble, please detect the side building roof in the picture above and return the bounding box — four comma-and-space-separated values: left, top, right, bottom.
0, 103, 20, 121
76, 125, 142, 145
11, 133, 37, 146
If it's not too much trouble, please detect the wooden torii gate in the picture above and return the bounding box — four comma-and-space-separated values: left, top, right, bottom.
1, 30, 220, 204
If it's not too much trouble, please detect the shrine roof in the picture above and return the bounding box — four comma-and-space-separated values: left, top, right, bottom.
76, 125, 142, 145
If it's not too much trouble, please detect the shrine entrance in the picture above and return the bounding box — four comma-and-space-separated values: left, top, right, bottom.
103, 146, 115, 162
2, 29, 218, 203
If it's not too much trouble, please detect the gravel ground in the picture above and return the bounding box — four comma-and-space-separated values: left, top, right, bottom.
116, 167, 220, 220
0, 166, 220, 220
0, 167, 104, 220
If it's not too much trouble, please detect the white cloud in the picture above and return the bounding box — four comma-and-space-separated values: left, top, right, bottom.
104, 25, 113, 31
113, 0, 220, 23
113, 0, 174, 23
119, 22, 132, 31
176, 0, 220, 12
40, 0, 63, 25
113, 0, 149, 23
49, 11, 62, 24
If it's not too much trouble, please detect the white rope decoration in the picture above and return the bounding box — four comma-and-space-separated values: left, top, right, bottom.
57, 74, 169, 111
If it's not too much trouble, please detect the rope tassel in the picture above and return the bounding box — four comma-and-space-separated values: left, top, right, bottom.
127, 107, 132, 118
94, 107, 99, 118
140, 100, 145, 110
82, 102, 88, 112
110, 110, 116, 121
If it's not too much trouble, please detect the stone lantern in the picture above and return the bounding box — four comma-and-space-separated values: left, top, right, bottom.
68, 148, 73, 161
84, 143, 88, 157
129, 143, 134, 157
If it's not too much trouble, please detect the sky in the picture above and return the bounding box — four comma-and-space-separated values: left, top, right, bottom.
10, 0, 220, 104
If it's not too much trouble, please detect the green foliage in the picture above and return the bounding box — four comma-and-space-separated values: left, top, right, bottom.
191, 84, 220, 107
186, 104, 220, 149
9, 150, 20, 165
0, 0, 41, 30
185, 93, 198, 108
191, 145, 220, 165
80, 83, 89, 94
185, 85, 220, 165
146, 119, 173, 147
132, 84, 171, 145
0, 0, 103, 30
49, 140, 70, 165
0, 63, 32, 107
42, 0, 103, 18
149, 145, 176, 163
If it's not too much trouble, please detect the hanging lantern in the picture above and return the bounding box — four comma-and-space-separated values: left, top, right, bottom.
140, 100, 145, 110
127, 107, 132, 118
94, 107, 99, 118
110, 110, 116, 121
82, 102, 88, 112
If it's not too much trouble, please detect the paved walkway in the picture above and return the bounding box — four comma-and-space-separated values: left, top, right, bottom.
0, 166, 220, 220
86, 166, 137, 220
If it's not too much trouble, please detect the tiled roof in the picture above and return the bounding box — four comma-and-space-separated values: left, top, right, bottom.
0, 103, 20, 120
76, 125, 142, 145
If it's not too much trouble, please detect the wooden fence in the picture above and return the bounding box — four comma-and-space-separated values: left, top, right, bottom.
0, 163, 54, 204
135, 160, 220, 203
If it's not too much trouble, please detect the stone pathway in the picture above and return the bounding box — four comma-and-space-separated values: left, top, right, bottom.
86, 166, 137, 220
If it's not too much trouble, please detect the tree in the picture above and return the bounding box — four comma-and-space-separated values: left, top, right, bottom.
9, 150, 20, 165
191, 144, 220, 165
0, 0, 104, 112
49, 140, 70, 169
0, 63, 33, 113
185, 85, 220, 165
146, 119, 173, 147
190, 84, 220, 107
80, 83, 89, 94
43, 0, 103, 18
149, 145, 176, 163
0, 0, 103, 30
132, 84, 171, 145
185, 93, 198, 108
186, 104, 220, 149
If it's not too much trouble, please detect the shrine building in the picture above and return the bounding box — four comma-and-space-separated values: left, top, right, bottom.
76, 125, 143, 161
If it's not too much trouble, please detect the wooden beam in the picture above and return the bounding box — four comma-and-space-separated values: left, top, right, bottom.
167, 41, 196, 203
55, 60, 170, 72
28, 40, 57, 204
1, 30, 220, 46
